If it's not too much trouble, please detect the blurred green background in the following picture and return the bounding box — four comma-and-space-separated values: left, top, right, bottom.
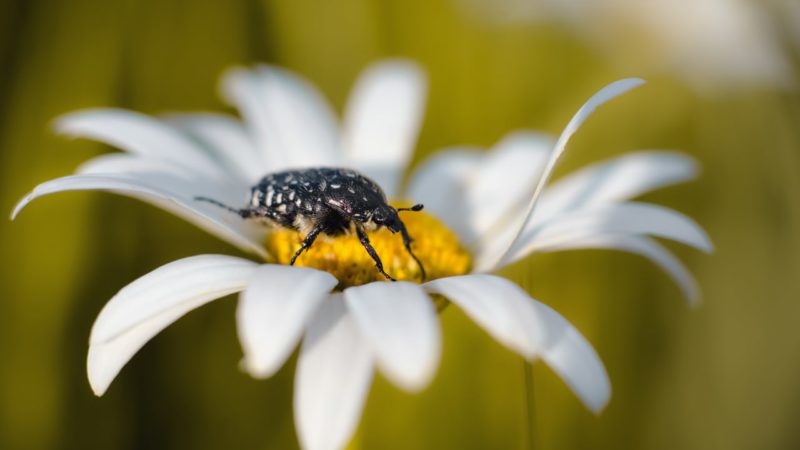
1, 0, 800, 449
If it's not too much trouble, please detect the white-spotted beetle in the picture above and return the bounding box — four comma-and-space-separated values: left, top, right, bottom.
196, 167, 426, 281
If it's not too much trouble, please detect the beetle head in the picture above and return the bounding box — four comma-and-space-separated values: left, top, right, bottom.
373, 203, 425, 232
364, 203, 427, 280
371, 204, 402, 232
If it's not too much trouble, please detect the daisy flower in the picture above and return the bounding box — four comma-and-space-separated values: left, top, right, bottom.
12, 61, 711, 450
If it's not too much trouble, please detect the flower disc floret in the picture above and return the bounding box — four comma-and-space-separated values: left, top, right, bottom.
265, 203, 472, 288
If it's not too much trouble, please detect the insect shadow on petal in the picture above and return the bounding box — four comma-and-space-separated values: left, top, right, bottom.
196, 167, 426, 281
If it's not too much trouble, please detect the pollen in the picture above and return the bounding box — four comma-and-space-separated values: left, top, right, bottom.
264, 204, 472, 288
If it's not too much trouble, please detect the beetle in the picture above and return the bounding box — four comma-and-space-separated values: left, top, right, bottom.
196, 167, 426, 281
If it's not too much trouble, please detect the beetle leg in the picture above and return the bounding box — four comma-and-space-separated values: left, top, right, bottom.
399, 224, 426, 281
356, 225, 396, 281
290, 223, 325, 265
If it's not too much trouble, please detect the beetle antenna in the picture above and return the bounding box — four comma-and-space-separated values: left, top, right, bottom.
398, 220, 427, 281
397, 204, 424, 212
194, 196, 250, 218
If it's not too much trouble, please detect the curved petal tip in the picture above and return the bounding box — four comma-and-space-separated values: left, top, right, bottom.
10, 192, 34, 220
52, 108, 115, 137
87, 345, 112, 396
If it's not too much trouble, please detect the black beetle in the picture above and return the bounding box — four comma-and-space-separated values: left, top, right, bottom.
196, 167, 426, 281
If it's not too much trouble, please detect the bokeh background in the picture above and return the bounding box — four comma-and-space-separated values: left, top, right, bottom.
2, 0, 800, 449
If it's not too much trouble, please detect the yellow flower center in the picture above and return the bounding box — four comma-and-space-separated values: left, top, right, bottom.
264, 203, 472, 288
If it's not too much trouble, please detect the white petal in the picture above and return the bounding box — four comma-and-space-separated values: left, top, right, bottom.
237, 265, 337, 378
221, 65, 342, 170
295, 296, 374, 450
344, 281, 441, 392
504, 201, 713, 267
531, 234, 700, 305
407, 133, 551, 258
56, 109, 225, 179
342, 60, 427, 197
88, 255, 258, 395
78, 153, 251, 199
424, 275, 545, 359
529, 300, 611, 414
464, 132, 553, 245
488, 79, 646, 269
78, 153, 200, 180
532, 151, 699, 225
11, 174, 267, 258
424, 274, 610, 413
472, 222, 524, 272
404, 147, 483, 239
165, 112, 267, 183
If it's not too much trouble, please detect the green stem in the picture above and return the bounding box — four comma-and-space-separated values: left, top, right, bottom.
523, 361, 538, 450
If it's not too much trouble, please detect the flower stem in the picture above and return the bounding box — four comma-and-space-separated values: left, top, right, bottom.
523, 361, 538, 450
